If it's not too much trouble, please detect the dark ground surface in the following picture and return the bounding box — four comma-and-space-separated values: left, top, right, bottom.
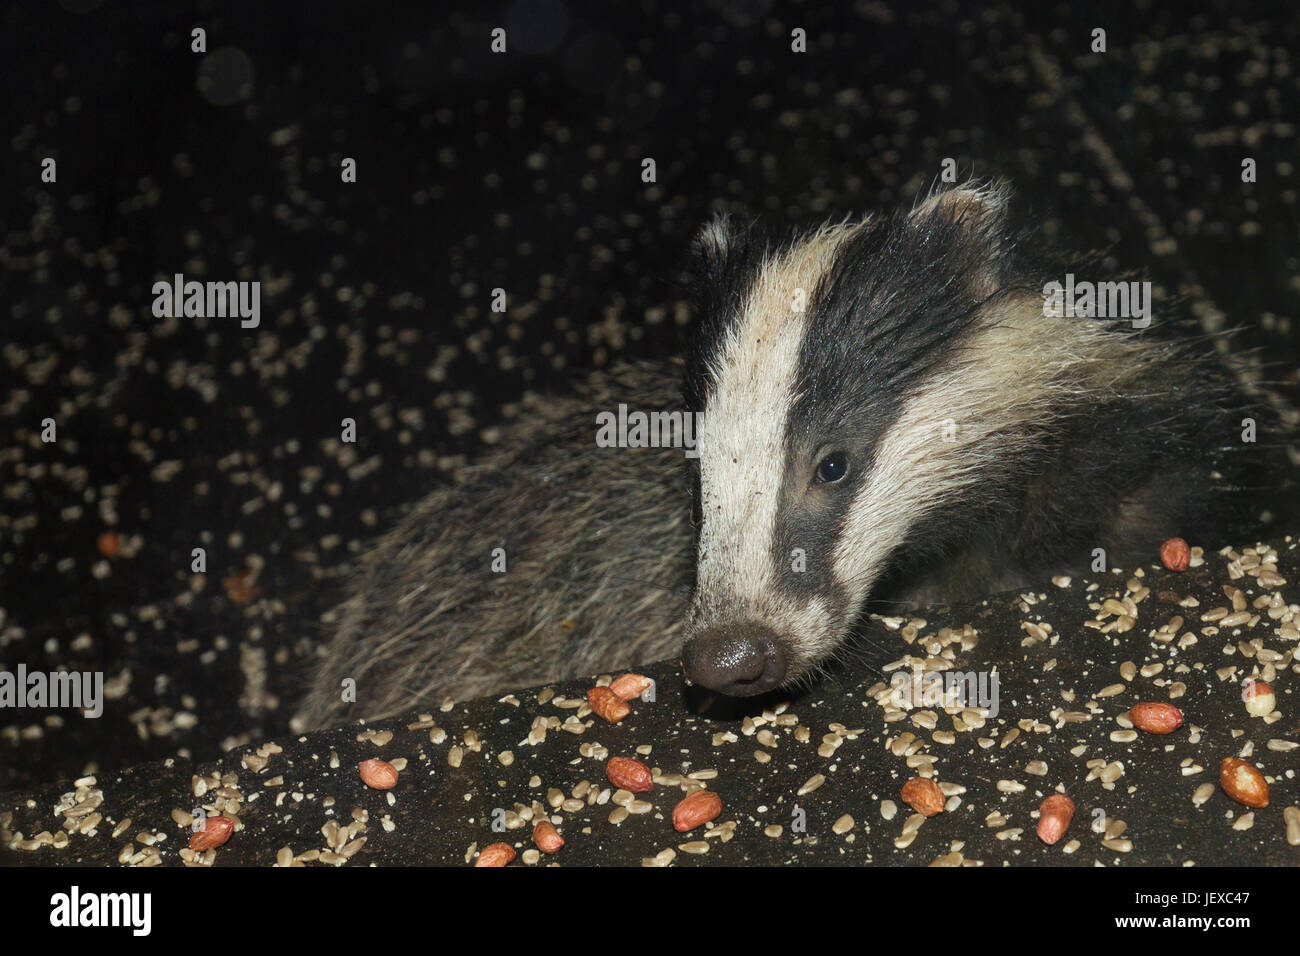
2, 0, 1300, 864
4, 538, 1298, 865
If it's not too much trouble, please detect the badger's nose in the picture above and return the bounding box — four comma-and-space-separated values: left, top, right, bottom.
682, 628, 787, 696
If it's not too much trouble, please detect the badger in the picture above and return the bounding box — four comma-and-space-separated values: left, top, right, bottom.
293, 180, 1275, 729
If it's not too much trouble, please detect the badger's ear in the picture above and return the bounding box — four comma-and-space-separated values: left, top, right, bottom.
910, 180, 1010, 234
910, 181, 1012, 296
687, 210, 767, 303
689, 212, 741, 278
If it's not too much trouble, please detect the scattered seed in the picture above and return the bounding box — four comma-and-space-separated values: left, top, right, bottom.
1284, 807, 1300, 846
797, 774, 826, 796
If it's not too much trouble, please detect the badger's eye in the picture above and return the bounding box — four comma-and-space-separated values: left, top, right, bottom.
813, 450, 849, 484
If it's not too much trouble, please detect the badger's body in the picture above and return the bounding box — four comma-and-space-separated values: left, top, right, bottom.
295, 181, 1269, 729
294, 362, 695, 729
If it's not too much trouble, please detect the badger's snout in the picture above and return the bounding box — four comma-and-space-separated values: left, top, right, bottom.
682, 625, 788, 696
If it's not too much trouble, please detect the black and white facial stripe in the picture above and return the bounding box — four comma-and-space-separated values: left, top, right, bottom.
680, 182, 1148, 695
686, 218, 865, 691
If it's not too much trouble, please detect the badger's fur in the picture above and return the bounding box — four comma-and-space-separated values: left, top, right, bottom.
293, 362, 695, 728
294, 180, 1271, 728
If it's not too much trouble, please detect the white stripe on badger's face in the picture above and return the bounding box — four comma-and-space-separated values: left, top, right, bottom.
685, 183, 1165, 691
828, 292, 1155, 605
690, 271, 1153, 682
690, 222, 865, 662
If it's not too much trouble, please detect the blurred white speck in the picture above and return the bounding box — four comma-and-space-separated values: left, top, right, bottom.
197, 47, 255, 106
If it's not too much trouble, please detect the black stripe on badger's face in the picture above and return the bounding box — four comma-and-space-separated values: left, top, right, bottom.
681, 184, 1018, 696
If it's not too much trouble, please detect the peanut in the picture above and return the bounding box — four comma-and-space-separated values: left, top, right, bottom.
606, 756, 654, 793
1220, 757, 1269, 808
358, 758, 399, 790
1243, 679, 1276, 718
672, 790, 722, 832
188, 816, 233, 851
1160, 537, 1190, 571
532, 821, 564, 854
609, 673, 653, 701
1036, 794, 1075, 845
900, 777, 944, 817
475, 842, 516, 867
1129, 702, 1184, 735
587, 686, 630, 723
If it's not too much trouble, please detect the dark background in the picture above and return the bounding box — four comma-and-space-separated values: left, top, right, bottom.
2, 0, 1298, 792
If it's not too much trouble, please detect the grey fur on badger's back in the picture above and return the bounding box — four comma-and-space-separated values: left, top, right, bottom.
294, 362, 695, 729
295, 180, 1272, 730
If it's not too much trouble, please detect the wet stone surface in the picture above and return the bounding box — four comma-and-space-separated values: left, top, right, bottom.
4, 538, 1297, 866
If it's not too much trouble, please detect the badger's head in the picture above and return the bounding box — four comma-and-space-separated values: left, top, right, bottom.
680, 181, 1073, 696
